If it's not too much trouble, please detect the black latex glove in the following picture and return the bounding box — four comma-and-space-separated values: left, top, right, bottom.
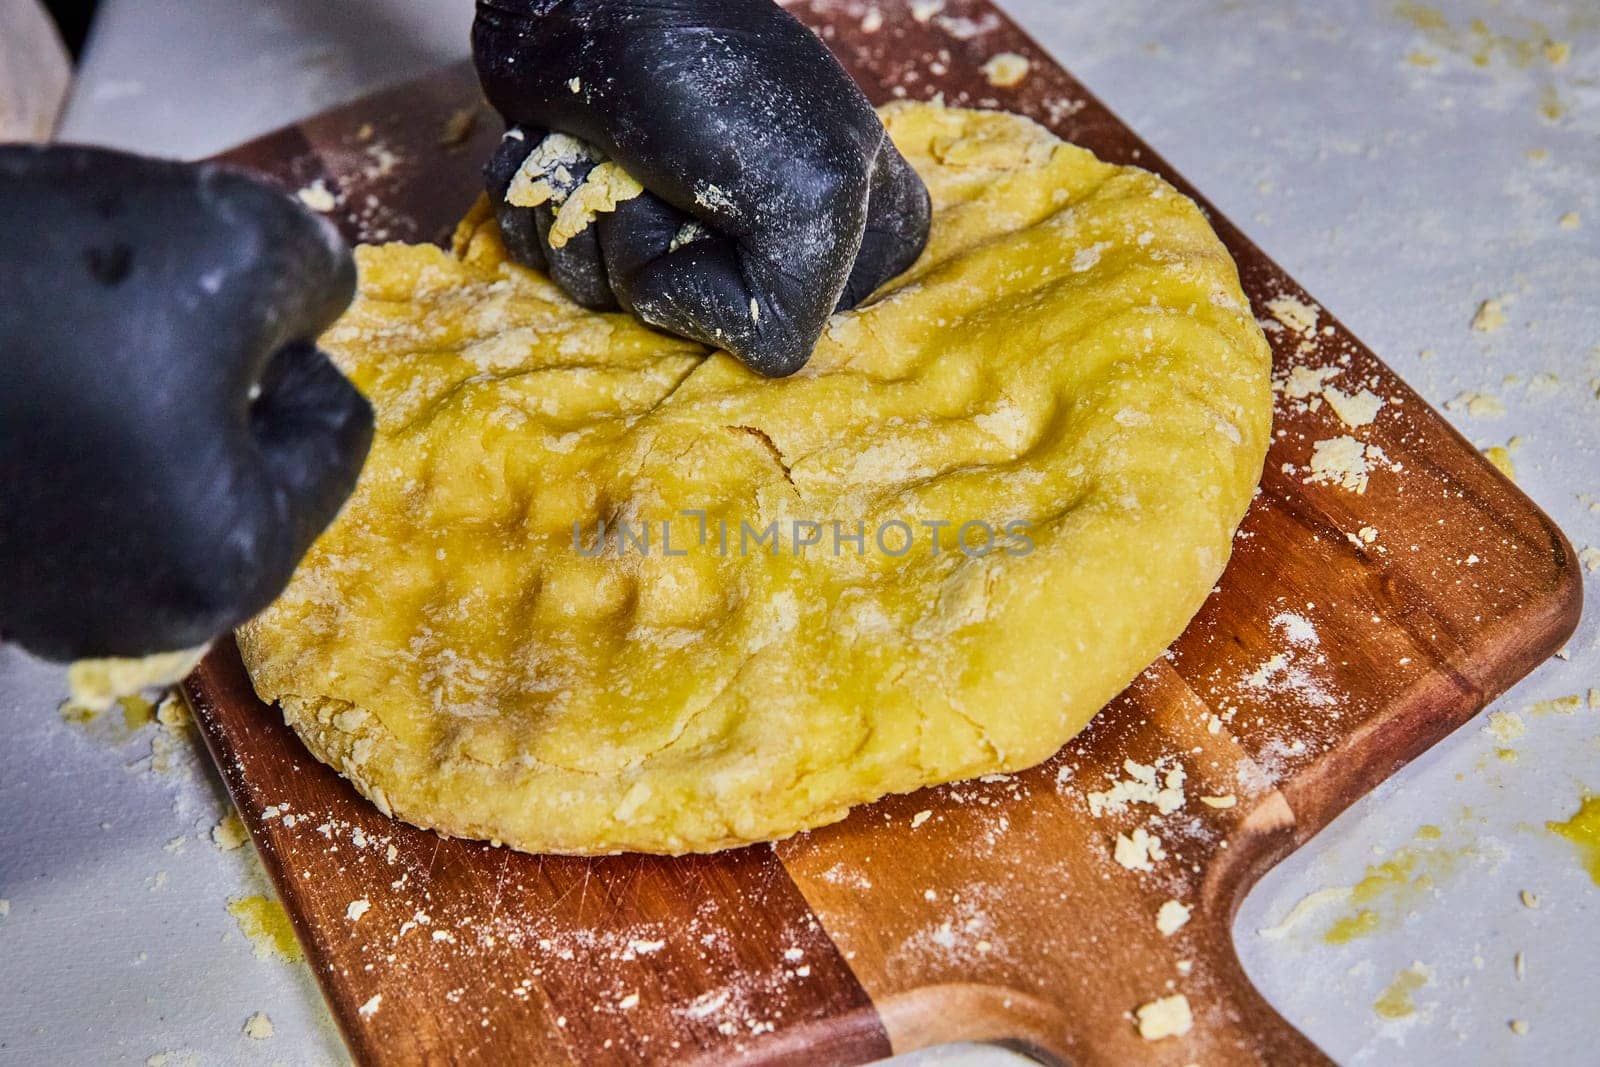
0, 146, 373, 662
473, 0, 932, 377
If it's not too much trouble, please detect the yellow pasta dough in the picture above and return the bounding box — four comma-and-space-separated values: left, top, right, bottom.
238, 102, 1271, 854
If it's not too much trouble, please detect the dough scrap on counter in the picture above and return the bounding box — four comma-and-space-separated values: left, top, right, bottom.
238, 102, 1272, 855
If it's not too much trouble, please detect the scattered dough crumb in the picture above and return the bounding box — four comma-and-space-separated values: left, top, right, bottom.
1280, 364, 1340, 400
1544, 40, 1570, 65
1114, 828, 1166, 872
211, 813, 248, 851
861, 7, 884, 33
1482, 445, 1517, 481
910, 810, 933, 828
1528, 695, 1582, 716
243, 1012, 273, 1040
1579, 546, 1600, 573
1357, 526, 1379, 544
1087, 758, 1185, 817
1510, 1018, 1530, 1035
1558, 211, 1580, 230
1323, 387, 1383, 429
1156, 899, 1191, 936
1482, 710, 1526, 743
1200, 794, 1238, 809
358, 994, 382, 1018
1471, 298, 1508, 333
346, 899, 371, 922
1520, 890, 1539, 909
982, 52, 1031, 88
548, 162, 643, 249
1266, 295, 1320, 336
910, 0, 944, 23
296, 179, 337, 213
1306, 436, 1386, 494
1135, 993, 1193, 1040
1445, 391, 1506, 417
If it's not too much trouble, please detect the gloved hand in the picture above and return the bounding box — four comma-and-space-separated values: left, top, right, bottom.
0, 146, 373, 662
473, 0, 931, 377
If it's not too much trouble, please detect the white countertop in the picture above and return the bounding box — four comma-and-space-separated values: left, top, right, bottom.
3, 1, 1595, 1063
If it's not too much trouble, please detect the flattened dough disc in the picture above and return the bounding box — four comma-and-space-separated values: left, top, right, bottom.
238, 103, 1272, 855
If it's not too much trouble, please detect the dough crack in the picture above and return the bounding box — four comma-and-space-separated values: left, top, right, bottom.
725, 424, 796, 489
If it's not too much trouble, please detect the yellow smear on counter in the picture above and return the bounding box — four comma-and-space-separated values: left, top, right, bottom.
1547, 796, 1600, 885
1322, 833, 1466, 944
228, 896, 303, 962
1374, 963, 1429, 1019
1325, 909, 1382, 944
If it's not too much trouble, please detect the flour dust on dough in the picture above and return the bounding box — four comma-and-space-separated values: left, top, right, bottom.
238, 102, 1272, 855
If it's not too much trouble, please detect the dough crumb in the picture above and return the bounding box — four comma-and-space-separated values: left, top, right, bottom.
1087, 758, 1185, 816
1358, 526, 1379, 544
1114, 828, 1166, 872
1510, 1018, 1530, 1035
211, 813, 248, 851
1527, 695, 1581, 716
1306, 435, 1386, 494
1558, 211, 1580, 230
1323, 387, 1383, 429
1578, 546, 1600, 572
910, 0, 944, 23
1200, 794, 1237, 809
1445, 390, 1506, 417
549, 162, 643, 248
1265, 295, 1320, 336
242, 1012, 273, 1040
1156, 899, 1191, 936
982, 52, 1031, 88
296, 179, 337, 213
861, 7, 883, 33
1135, 993, 1193, 1040
1471, 298, 1508, 333
1482, 710, 1526, 743
346, 899, 371, 922
1482, 445, 1517, 481
910, 809, 933, 828
358, 994, 382, 1018
1520, 889, 1539, 909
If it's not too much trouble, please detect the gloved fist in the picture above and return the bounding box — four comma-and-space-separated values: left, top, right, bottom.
0, 147, 372, 661
473, 0, 932, 377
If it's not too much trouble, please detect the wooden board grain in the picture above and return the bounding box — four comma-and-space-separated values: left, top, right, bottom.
185, 2, 1582, 1063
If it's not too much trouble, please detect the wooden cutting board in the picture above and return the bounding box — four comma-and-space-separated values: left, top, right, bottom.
183, 2, 1582, 1063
